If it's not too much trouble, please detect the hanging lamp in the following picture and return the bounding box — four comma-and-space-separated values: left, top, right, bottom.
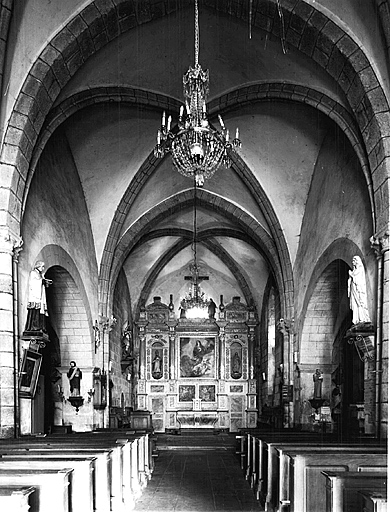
153, 0, 241, 187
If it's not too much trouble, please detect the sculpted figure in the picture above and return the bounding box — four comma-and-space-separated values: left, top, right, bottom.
25, 261, 52, 333
152, 353, 162, 374
67, 361, 82, 396
313, 368, 323, 399
348, 256, 371, 325
208, 298, 216, 319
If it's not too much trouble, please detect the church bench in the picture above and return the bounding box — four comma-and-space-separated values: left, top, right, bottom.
47, 431, 152, 495
254, 439, 385, 511
245, 433, 337, 502
275, 445, 387, 511
0, 457, 95, 512
287, 450, 387, 512
50, 430, 154, 483
358, 490, 388, 512
0, 485, 35, 512
241, 430, 335, 487
322, 470, 387, 512
0, 468, 72, 512
0, 446, 111, 512
0, 434, 150, 512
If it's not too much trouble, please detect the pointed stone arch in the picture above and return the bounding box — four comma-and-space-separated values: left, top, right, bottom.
135, 230, 257, 313
1, 0, 388, 240
107, 189, 287, 314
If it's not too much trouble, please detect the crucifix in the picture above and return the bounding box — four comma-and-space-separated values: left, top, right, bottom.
184, 262, 208, 300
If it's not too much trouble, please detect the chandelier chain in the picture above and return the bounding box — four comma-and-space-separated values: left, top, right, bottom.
195, 0, 199, 67
193, 180, 197, 271
194, 0, 199, 66
153, 0, 241, 187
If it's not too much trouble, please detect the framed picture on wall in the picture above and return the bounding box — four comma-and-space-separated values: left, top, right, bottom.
179, 336, 216, 378
179, 385, 196, 402
19, 349, 42, 398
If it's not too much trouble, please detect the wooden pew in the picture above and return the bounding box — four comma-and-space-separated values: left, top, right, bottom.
255, 438, 385, 511
288, 450, 387, 512
275, 445, 387, 511
0, 457, 95, 512
240, 429, 336, 495
0, 486, 35, 512
358, 490, 388, 512
0, 444, 112, 512
240, 430, 384, 510
0, 468, 72, 512
322, 471, 387, 512
247, 433, 335, 504
0, 431, 151, 512
50, 432, 151, 500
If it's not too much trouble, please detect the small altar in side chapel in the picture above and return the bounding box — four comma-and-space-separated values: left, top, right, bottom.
135, 295, 258, 433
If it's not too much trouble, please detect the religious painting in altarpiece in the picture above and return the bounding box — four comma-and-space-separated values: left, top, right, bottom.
179, 336, 216, 379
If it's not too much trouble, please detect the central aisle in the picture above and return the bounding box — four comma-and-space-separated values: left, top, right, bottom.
133, 433, 262, 512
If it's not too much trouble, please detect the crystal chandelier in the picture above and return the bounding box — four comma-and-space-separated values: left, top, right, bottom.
180, 183, 210, 319
153, 0, 241, 187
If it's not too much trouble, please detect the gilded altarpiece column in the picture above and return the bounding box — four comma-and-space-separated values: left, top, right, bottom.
217, 323, 228, 429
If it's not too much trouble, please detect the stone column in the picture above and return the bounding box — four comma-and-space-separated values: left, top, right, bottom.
0, 228, 22, 438
371, 231, 389, 439
277, 318, 294, 428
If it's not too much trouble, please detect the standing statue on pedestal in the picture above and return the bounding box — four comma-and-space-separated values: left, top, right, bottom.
348, 255, 371, 325
24, 261, 52, 334
67, 361, 82, 396
208, 298, 216, 319
313, 368, 323, 399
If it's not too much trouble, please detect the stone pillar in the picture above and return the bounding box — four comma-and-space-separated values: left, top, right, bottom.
277, 318, 294, 428
371, 232, 389, 438
0, 228, 22, 438
345, 324, 375, 434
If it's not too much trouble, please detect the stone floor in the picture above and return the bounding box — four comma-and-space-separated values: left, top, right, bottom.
132, 432, 262, 512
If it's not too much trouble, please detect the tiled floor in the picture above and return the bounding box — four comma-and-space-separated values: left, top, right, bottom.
133, 433, 262, 512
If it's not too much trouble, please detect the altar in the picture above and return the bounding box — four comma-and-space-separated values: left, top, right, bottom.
135, 296, 258, 432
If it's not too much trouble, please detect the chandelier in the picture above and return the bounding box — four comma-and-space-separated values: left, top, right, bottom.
153, 0, 241, 187
180, 182, 210, 319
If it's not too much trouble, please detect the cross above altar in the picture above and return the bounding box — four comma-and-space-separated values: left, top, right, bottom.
184, 263, 208, 299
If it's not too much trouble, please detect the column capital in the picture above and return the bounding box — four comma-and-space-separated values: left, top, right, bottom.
0, 227, 23, 257
370, 231, 389, 257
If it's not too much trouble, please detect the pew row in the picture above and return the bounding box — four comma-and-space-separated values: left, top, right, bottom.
0, 431, 153, 512
322, 470, 387, 512
287, 450, 387, 512
0, 485, 35, 512
358, 490, 388, 512
0, 457, 95, 512
0, 468, 72, 512
239, 431, 386, 512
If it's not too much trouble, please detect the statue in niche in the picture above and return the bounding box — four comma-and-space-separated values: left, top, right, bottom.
313, 368, 323, 399
231, 351, 242, 379
208, 298, 216, 319
24, 261, 52, 334
348, 255, 371, 325
121, 328, 132, 359
152, 351, 162, 379
67, 361, 82, 396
